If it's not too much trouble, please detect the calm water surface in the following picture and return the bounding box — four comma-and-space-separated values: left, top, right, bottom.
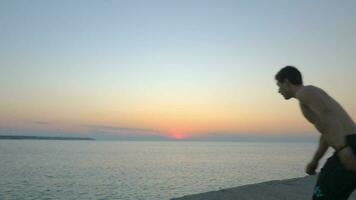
0, 140, 330, 200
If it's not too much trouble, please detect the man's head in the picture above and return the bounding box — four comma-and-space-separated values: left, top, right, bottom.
275, 66, 303, 100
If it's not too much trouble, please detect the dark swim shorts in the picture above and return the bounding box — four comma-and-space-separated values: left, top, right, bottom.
313, 134, 356, 200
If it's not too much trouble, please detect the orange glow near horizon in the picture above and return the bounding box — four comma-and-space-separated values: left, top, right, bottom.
0, 87, 353, 137
167, 129, 189, 140
172, 133, 187, 140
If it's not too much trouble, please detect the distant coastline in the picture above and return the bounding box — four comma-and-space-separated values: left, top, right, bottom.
0, 135, 95, 140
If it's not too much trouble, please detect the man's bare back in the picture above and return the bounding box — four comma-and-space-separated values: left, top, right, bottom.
296, 85, 356, 150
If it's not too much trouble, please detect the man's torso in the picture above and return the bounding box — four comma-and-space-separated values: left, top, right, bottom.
298, 85, 356, 149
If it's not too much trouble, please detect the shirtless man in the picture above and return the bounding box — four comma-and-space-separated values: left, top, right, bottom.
275, 66, 356, 200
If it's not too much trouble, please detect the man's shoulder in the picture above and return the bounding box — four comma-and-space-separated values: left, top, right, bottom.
303, 85, 322, 93
296, 85, 315, 98
296, 85, 324, 103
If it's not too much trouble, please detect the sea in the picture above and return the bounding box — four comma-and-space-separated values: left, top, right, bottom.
0, 140, 332, 200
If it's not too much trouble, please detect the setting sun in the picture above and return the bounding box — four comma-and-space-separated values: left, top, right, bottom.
174, 133, 186, 140
170, 131, 188, 140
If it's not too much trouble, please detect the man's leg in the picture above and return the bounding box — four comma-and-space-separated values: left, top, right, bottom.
312, 154, 356, 200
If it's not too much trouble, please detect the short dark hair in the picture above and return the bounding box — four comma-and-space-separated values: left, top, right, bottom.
275, 66, 303, 85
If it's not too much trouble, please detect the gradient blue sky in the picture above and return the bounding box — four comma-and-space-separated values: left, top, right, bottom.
1, 0, 355, 140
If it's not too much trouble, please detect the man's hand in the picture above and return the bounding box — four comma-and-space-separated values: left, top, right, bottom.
338, 147, 356, 172
305, 160, 318, 175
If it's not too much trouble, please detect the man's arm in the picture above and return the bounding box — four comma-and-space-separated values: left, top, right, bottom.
312, 136, 329, 162
305, 136, 329, 175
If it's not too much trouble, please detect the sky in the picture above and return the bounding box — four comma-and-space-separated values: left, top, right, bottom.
0, 0, 355, 141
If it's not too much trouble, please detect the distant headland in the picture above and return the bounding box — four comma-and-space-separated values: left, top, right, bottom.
0, 135, 95, 140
